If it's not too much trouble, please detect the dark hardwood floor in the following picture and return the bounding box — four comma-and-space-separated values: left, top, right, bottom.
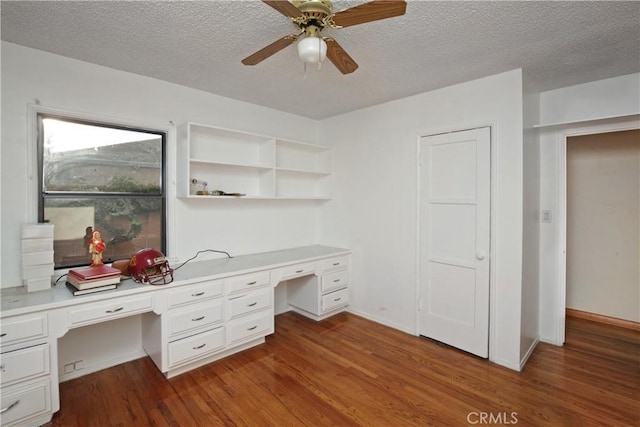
48, 312, 639, 426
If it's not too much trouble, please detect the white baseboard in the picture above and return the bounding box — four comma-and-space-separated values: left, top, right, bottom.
346, 308, 415, 335
58, 350, 147, 382
519, 337, 540, 371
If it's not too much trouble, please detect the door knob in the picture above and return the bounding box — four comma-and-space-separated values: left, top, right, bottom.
476, 252, 485, 261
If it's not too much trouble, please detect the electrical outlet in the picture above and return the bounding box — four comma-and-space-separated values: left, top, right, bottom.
64, 363, 74, 374
74, 360, 84, 370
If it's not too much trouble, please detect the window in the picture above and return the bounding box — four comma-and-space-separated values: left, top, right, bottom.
37, 114, 167, 269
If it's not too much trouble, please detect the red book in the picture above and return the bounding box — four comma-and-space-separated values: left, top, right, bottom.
67, 274, 120, 289
68, 264, 121, 281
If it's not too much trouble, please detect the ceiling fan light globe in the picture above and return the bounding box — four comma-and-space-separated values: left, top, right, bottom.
297, 36, 327, 64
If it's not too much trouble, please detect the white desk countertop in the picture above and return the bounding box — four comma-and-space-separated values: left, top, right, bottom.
1, 245, 350, 317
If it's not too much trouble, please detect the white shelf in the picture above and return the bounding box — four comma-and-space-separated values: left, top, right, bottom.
178, 123, 332, 199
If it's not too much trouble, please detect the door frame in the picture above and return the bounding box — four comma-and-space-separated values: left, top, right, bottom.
416, 122, 497, 361
555, 116, 640, 344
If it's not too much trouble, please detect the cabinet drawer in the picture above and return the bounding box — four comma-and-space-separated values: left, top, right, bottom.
321, 288, 349, 313
280, 262, 316, 280
227, 311, 273, 346
168, 327, 225, 367
0, 379, 52, 427
168, 300, 223, 338
227, 289, 272, 320
67, 295, 154, 327
321, 270, 349, 294
227, 271, 271, 294
320, 256, 349, 273
0, 344, 49, 387
168, 279, 223, 309
0, 314, 47, 350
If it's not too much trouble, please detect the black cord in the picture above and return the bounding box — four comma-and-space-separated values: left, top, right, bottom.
54, 273, 68, 286
173, 249, 233, 271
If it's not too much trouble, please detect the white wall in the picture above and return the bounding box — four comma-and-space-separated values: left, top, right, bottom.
318, 69, 525, 370
521, 84, 541, 366
1, 42, 323, 288
566, 131, 639, 322
539, 73, 640, 126
538, 73, 640, 343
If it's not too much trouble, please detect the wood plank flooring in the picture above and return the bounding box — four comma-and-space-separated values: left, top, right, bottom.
47, 312, 639, 427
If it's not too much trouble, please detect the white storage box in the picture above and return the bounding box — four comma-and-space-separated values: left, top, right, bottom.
23, 277, 52, 292
21, 223, 54, 239
23, 264, 54, 280
22, 238, 54, 253
22, 251, 54, 267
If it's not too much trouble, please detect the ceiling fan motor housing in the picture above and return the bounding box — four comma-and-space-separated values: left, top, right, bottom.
292, 0, 333, 17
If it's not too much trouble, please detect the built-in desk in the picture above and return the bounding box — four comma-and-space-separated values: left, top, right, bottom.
0, 245, 350, 427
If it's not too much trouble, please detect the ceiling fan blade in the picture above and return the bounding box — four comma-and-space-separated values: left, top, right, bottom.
242, 35, 298, 66
332, 0, 407, 28
261, 0, 304, 19
324, 38, 359, 74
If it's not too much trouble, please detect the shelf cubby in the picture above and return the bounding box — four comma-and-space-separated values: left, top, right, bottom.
178, 123, 332, 200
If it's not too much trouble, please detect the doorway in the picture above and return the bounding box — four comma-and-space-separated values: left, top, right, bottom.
418, 127, 491, 357
566, 130, 639, 323
555, 119, 640, 344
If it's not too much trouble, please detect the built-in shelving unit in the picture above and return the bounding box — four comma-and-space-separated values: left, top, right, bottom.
177, 123, 332, 199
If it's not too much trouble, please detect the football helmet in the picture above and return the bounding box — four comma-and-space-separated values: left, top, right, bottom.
129, 248, 173, 285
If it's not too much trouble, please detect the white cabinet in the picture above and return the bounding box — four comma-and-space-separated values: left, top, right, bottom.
177, 123, 332, 199
287, 255, 350, 320
0, 313, 54, 427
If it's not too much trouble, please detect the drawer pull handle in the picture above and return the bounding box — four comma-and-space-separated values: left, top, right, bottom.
334, 297, 342, 302
192, 343, 206, 350
192, 316, 205, 322
105, 307, 124, 313
0, 363, 5, 371
0, 400, 20, 414
333, 279, 340, 283
247, 302, 258, 307
295, 269, 304, 273
192, 291, 205, 297
247, 325, 258, 331
247, 281, 257, 285
333, 262, 340, 266
0, 333, 6, 338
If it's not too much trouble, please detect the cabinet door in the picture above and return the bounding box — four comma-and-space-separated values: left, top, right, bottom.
227, 311, 273, 346
0, 344, 50, 387
227, 289, 272, 320
321, 288, 349, 313
67, 295, 153, 328
0, 379, 52, 427
167, 280, 223, 309
168, 327, 225, 367
227, 271, 271, 294
168, 300, 224, 339
321, 270, 348, 294
0, 315, 47, 351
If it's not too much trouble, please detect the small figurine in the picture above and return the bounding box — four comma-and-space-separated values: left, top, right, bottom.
89, 230, 106, 266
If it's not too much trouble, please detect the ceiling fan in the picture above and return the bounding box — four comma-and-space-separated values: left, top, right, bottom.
242, 0, 407, 74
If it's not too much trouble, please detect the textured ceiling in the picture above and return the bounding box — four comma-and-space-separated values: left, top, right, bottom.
2, 1, 639, 119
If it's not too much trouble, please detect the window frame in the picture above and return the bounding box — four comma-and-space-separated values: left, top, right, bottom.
37, 112, 168, 269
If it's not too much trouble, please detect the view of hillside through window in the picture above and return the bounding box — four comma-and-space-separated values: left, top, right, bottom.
39, 115, 166, 268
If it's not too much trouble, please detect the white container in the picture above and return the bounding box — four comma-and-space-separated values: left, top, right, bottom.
22, 238, 54, 253
22, 251, 54, 267
22, 264, 54, 280
23, 277, 52, 292
21, 223, 54, 239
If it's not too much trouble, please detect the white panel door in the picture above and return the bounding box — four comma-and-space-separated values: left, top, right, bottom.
419, 127, 490, 357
